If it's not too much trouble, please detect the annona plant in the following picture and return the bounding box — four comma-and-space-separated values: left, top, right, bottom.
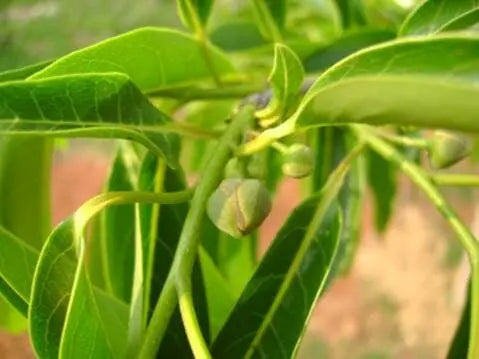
1, 0, 479, 358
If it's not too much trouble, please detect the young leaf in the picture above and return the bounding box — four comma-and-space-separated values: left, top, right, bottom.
440, 9, 479, 32
400, 0, 479, 36
367, 149, 397, 233
29, 217, 129, 359
177, 0, 215, 31
257, 44, 304, 125
0, 74, 179, 167
212, 198, 342, 358
102, 148, 136, 302
30, 27, 234, 90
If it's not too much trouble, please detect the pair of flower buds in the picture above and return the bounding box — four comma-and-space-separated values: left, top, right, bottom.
207, 144, 313, 238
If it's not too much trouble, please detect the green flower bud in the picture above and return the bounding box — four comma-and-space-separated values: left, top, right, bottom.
428, 131, 471, 169
282, 144, 314, 178
207, 179, 272, 238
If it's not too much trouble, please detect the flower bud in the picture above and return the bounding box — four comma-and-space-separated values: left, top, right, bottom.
207, 179, 272, 238
282, 144, 314, 178
428, 131, 471, 169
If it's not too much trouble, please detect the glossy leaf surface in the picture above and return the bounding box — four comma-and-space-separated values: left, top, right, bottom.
212, 198, 341, 358
293, 36, 479, 133
0, 74, 179, 166
400, 0, 479, 36
31, 27, 234, 90
29, 217, 128, 359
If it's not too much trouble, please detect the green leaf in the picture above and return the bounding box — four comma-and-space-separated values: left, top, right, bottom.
212, 198, 342, 358
336, 150, 366, 274
250, 0, 285, 41
177, 0, 215, 31
30, 27, 234, 90
303, 29, 395, 73
400, 0, 479, 36
0, 226, 37, 305
311, 127, 347, 191
0, 74, 179, 166
367, 149, 397, 232
292, 35, 479, 133
447, 281, 470, 359
0, 137, 52, 250
102, 148, 136, 302
262, 0, 287, 30
29, 217, 129, 359
333, 0, 367, 29
440, 9, 479, 32
210, 20, 267, 52
311, 129, 366, 273
0, 59, 53, 82
202, 219, 257, 297
198, 248, 236, 340
257, 44, 304, 124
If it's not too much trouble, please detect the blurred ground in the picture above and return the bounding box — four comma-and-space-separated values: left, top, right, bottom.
0, 144, 472, 358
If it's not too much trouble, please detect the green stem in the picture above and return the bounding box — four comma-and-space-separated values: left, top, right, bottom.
351, 124, 479, 359
74, 190, 194, 230
139, 105, 256, 359
431, 173, 479, 187
250, 0, 283, 43
178, 282, 211, 359
372, 129, 428, 149
270, 141, 288, 154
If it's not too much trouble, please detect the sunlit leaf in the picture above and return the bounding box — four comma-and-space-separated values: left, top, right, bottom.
257, 44, 304, 124
400, 0, 479, 36
0, 74, 179, 166
30, 27, 234, 90
291, 36, 479, 133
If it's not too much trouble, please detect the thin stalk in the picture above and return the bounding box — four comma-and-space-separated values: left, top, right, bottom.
431, 173, 479, 187
182, 0, 222, 86
74, 190, 194, 231
178, 282, 211, 359
270, 141, 288, 154
139, 105, 256, 359
143, 161, 167, 325
351, 124, 479, 359
372, 129, 428, 149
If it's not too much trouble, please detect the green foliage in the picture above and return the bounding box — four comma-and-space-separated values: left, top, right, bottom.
1, 1, 479, 358
400, 0, 479, 36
